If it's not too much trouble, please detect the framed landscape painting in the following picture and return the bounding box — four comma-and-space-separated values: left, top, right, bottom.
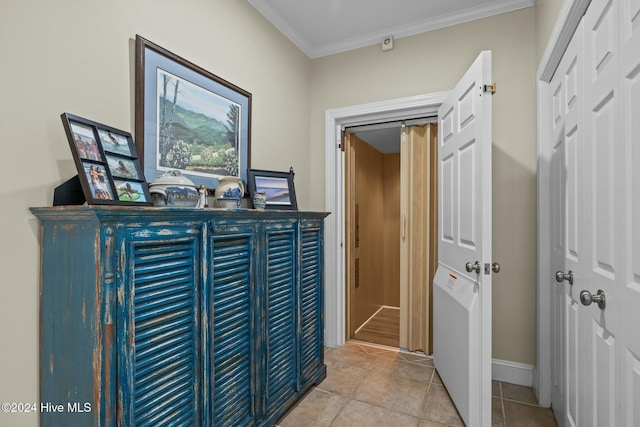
135, 35, 252, 191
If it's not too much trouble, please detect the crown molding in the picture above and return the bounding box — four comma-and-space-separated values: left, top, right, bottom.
250, 0, 535, 59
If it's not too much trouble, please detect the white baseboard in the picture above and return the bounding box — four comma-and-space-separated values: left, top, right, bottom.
492, 358, 534, 387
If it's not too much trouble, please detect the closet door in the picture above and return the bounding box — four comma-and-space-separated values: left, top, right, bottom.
619, 1, 640, 425
582, 0, 621, 425
548, 20, 584, 427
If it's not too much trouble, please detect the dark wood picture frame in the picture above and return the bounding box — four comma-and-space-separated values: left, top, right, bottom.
247, 169, 298, 210
135, 35, 252, 192
60, 113, 152, 205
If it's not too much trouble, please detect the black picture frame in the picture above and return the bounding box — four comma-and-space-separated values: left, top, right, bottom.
135, 35, 252, 191
60, 113, 152, 205
247, 169, 298, 211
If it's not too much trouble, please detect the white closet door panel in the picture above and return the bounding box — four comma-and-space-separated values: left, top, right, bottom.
566, 297, 580, 427
563, 25, 584, 427
590, 319, 617, 427
549, 20, 584, 427
584, 1, 620, 426
620, 1, 640, 425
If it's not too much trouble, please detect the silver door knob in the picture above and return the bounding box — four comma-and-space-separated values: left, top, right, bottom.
580, 289, 605, 309
465, 261, 480, 273
555, 270, 573, 285
492, 262, 500, 273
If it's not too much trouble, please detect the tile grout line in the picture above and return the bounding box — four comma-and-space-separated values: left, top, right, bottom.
346, 341, 436, 422
500, 382, 507, 427
417, 369, 435, 420
327, 390, 352, 426
502, 397, 546, 408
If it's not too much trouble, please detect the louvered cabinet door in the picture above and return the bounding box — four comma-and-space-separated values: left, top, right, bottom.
210, 227, 257, 427
118, 229, 203, 427
263, 223, 298, 416
298, 220, 326, 386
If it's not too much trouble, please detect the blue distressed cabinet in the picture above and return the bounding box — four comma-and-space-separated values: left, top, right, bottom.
30, 206, 328, 427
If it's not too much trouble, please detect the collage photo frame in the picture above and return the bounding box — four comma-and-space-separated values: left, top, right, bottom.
61, 113, 152, 205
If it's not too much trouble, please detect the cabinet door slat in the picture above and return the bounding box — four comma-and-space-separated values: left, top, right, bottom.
212, 234, 255, 426
127, 238, 200, 427
265, 229, 297, 413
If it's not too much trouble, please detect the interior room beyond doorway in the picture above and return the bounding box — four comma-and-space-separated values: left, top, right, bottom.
345, 119, 438, 353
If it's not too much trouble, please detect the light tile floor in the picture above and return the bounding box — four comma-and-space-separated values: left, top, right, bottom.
278, 341, 557, 427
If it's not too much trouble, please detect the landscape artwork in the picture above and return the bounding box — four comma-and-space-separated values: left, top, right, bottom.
156, 69, 242, 179
254, 176, 291, 205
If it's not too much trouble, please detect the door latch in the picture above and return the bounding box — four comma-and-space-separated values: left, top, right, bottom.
483, 83, 497, 94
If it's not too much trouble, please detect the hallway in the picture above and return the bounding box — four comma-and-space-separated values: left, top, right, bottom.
278, 341, 557, 426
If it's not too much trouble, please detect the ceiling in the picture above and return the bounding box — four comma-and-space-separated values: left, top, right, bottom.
353, 126, 403, 154
248, 0, 535, 59
247, 0, 534, 152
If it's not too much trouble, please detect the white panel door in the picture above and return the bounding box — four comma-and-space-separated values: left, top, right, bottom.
548, 21, 584, 427
433, 51, 492, 427
583, 0, 620, 426
619, 0, 640, 425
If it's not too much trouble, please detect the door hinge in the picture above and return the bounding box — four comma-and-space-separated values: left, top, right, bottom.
483, 83, 497, 95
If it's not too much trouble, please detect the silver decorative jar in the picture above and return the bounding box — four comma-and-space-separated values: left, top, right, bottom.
148, 170, 199, 207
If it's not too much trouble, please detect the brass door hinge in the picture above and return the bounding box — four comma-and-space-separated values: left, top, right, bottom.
483, 83, 497, 95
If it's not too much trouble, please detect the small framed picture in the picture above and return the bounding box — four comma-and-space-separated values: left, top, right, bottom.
247, 169, 298, 210
61, 113, 152, 205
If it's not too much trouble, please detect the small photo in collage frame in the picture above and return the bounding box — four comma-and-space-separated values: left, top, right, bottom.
61, 113, 152, 205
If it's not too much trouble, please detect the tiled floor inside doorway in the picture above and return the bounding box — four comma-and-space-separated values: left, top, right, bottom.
278, 341, 557, 427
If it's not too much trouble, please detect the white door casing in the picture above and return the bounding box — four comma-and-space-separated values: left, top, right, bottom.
433, 51, 492, 427
324, 93, 448, 348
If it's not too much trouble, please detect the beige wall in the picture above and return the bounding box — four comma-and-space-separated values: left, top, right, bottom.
310, 8, 539, 365
0, 1, 310, 426
0, 1, 569, 423
535, 0, 566, 65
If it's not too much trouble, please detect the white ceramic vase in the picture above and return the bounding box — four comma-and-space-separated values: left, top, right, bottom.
214, 176, 245, 199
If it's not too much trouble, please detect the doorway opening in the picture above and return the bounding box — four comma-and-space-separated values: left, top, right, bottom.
343, 118, 438, 353
323, 92, 448, 349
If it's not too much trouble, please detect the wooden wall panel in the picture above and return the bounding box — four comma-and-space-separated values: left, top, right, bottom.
383, 153, 401, 307
353, 135, 385, 328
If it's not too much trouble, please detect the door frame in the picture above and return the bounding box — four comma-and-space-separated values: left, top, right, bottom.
536, 0, 591, 408
323, 91, 449, 347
